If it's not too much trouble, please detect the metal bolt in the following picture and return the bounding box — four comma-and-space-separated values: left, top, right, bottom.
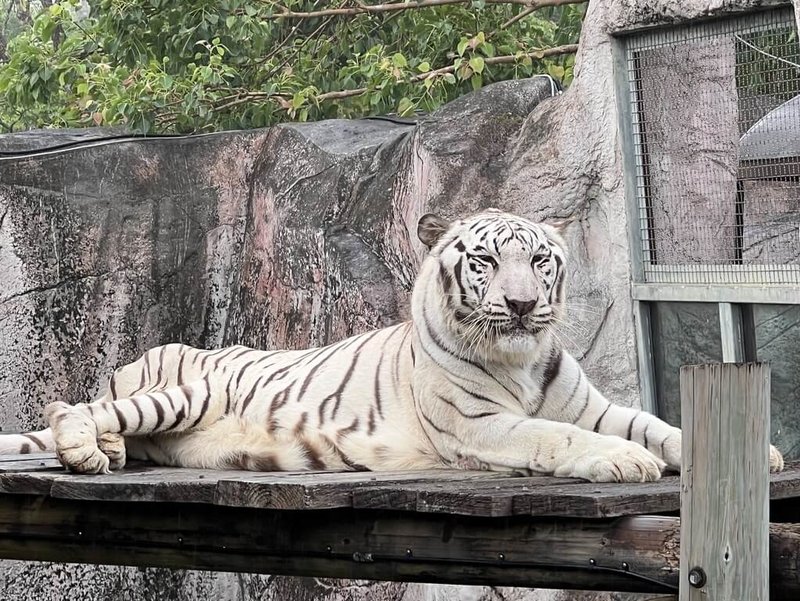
688, 567, 707, 588
589, 558, 596, 566
405, 548, 413, 558
498, 553, 506, 561
326, 545, 332, 554
621, 562, 629, 571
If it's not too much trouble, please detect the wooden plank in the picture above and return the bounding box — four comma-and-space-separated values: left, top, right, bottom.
0, 452, 60, 465
49, 467, 228, 504
0, 457, 63, 473
213, 469, 511, 509
768, 461, 800, 500
0, 471, 57, 495
355, 476, 581, 515
680, 363, 771, 601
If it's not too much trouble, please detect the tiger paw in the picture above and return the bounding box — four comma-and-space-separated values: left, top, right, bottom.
770, 445, 784, 473
44, 401, 110, 475
554, 435, 665, 483
98, 432, 127, 471
659, 427, 682, 470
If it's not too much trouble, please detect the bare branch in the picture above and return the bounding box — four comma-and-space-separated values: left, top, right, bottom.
263, 0, 586, 19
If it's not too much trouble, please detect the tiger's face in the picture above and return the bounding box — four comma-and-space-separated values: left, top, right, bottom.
418, 209, 567, 356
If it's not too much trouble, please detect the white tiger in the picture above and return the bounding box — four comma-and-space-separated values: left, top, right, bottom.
0, 209, 784, 481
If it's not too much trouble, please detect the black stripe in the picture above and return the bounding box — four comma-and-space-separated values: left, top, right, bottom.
23, 433, 46, 450
225, 370, 235, 414
239, 376, 264, 416
330, 330, 383, 420
367, 407, 376, 435
295, 339, 359, 403
212, 346, 245, 370
157, 345, 167, 385
20, 442, 31, 454
420, 411, 459, 440
189, 378, 212, 429
177, 347, 187, 386
138, 352, 149, 391
593, 405, 611, 433
336, 417, 360, 441
112, 403, 128, 432
149, 394, 165, 430
165, 388, 188, 431
447, 378, 505, 407
109, 374, 118, 400
537, 348, 563, 406
575, 388, 591, 422
373, 351, 385, 418
131, 397, 144, 431
557, 371, 583, 414
452, 257, 467, 305
437, 394, 496, 419
627, 412, 640, 441
420, 304, 518, 401
643, 424, 651, 450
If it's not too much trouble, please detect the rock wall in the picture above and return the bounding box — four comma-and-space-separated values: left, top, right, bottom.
0, 1, 792, 600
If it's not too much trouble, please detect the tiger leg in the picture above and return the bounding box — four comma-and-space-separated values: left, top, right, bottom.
545, 353, 784, 472
0, 429, 54, 455
0, 427, 125, 469
129, 416, 328, 471
45, 376, 227, 474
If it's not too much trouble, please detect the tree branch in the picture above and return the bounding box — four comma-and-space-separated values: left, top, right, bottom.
316, 43, 579, 101
166, 43, 579, 124
263, 0, 586, 19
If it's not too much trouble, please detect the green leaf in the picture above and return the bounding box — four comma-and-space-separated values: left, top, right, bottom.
457, 38, 469, 57
397, 97, 414, 116
226, 15, 236, 28
417, 61, 431, 73
392, 53, 407, 68
469, 56, 485, 74
291, 92, 304, 109
471, 73, 483, 91
444, 73, 456, 85
548, 64, 565, 79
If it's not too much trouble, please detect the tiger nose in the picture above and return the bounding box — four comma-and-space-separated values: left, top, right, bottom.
505, 297, 536, 317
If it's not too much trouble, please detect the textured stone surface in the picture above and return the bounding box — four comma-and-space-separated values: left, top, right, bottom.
1, 1, 792, 600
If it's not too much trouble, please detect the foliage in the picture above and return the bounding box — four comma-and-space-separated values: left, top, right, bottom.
0, 0, 585, 133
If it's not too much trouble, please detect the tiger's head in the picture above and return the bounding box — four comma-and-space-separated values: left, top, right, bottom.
414, 209, 568, 360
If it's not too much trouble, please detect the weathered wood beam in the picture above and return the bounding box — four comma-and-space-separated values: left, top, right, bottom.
0, 494, 798, 597
680, 363, 771, 600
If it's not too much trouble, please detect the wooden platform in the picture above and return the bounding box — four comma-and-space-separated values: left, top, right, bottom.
1, 454, 799, 596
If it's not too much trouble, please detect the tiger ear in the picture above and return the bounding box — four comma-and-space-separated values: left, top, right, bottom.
417, 213, 451, 249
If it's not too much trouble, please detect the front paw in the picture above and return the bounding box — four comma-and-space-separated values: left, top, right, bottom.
98, 433, 127, 471
554, 435, 665, 483
45, 401, 110, 475
770, 445, 784, 473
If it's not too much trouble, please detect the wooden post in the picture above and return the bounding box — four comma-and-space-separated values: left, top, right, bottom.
679, 363, 770, 600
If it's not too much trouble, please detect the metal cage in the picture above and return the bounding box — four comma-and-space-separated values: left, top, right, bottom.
623, 7, 800, 291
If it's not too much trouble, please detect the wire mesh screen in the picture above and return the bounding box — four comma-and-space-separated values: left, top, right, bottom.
625, 8, 800, 285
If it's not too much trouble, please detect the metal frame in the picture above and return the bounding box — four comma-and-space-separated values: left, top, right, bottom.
613, 7, 800, 415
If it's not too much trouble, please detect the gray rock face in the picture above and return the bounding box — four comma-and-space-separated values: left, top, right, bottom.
1, 1, 791, 600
